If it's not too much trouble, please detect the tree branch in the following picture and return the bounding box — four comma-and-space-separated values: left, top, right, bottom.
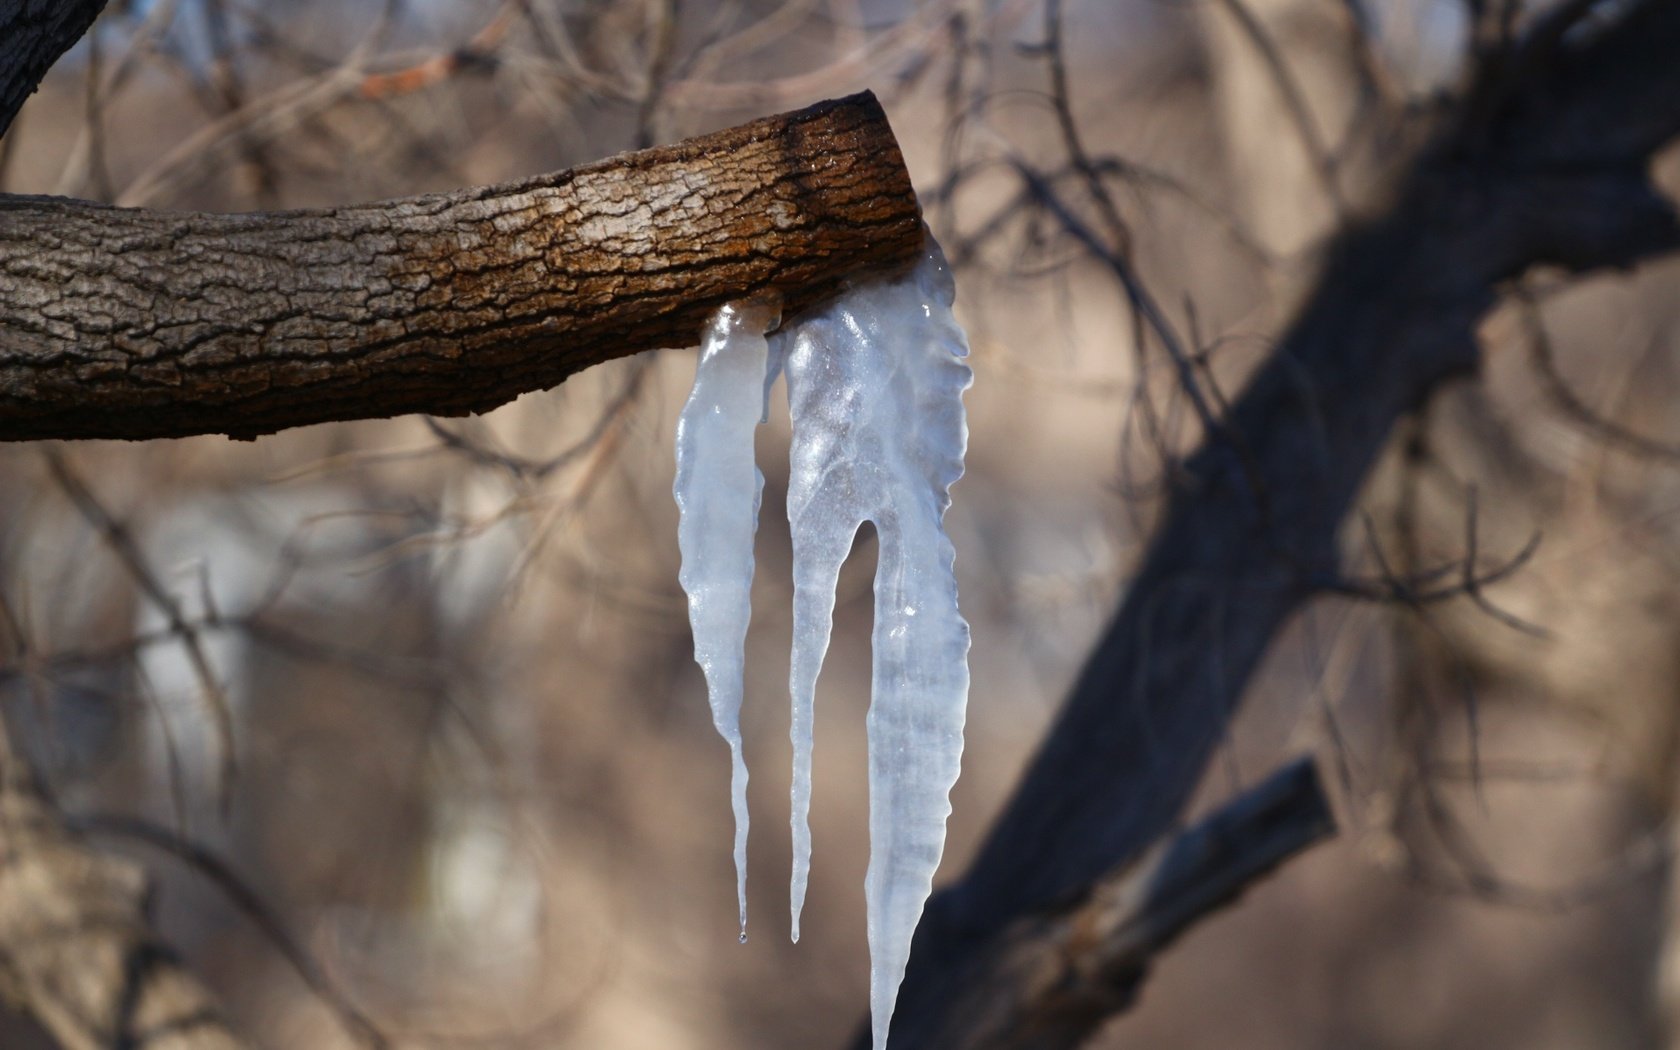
881, 1, 1680, 1044
930, 759, 1333, 1050
0, 91, 922, 441
0, 0, 111, 141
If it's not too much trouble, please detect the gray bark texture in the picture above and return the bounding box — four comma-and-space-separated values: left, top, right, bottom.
0, 91, 921, 441
876, 2, 1680, 1046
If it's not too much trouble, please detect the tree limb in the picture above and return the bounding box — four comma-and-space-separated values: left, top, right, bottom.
0, 91, 922, 441
931, 758, 1333, 1050
880, 1, 1680, 1044
0, 0, 111, 141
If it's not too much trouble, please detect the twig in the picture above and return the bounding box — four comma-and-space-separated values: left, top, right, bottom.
41, 449, 240, 815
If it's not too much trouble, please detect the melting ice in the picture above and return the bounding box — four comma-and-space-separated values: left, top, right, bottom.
674, 235, 972, 1049
673, 298, 780, 941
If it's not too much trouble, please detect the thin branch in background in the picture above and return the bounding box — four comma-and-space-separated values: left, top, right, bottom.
1325, 497, 1545, 616
1458, 486, 1549, 638
114, 1, 401, 207
1334, 0, 1405, 111
425, 356, 651, 484
657, 0, 1034, 112
1297, 598, 1367, 803
1043, 0, 1132, 256
356, 0, 518, 100
48, 0, 182, 197
632, 0, 680, 152
1211, 0, 1347, 219
1520, 288, 1680, 462
41, 449, 240, 818
203, 0, 280, 207
1037, 0, 1280, 511
81, 19, 115, 201
1008, 159, 1270, 510
1382, 741, 1673, 914
72, 813, 392, 1050
1382, 406, 1494, 807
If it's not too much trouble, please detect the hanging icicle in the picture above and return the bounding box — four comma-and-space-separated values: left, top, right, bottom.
674, 234, 971, 1048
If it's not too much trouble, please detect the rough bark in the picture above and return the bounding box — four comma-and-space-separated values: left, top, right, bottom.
877, 3, 1680, 1046
0, 0, 110, 140
0, 730, 245, 1050
0, 91, 922, 441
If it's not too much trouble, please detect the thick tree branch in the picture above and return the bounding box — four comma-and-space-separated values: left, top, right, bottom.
0, 91, 922, 441
932, 759, 1333, 1050
0, 1, 110, 140
881, 1, 1680, 1045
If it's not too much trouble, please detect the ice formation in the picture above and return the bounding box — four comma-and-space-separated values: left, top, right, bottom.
673, 298, 780, 941
673, 235, 971, 1049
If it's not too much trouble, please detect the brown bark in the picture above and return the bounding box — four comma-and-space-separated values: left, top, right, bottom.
0, 91, 922, 441
0, 728, 245, 1050
0, 1, 110, 140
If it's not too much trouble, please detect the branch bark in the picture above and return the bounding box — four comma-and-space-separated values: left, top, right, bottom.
0, 91, 922, 441
0, 1, 110, 140
880, 2, 1680, 1045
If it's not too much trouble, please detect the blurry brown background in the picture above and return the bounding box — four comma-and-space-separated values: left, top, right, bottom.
4, 1, 1680, 1047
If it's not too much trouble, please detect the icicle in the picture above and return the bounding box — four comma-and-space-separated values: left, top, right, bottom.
783, 236, 973, 1048
673, 297, 780, 942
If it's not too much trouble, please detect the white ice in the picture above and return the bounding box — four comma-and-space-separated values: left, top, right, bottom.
782, 236, 972, 1050
673, 235, 972, 1048
673, 298, 780, 941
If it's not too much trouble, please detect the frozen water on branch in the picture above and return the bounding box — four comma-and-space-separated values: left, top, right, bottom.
673, 235, 971, 1048
782, 237, 972, 1049
673, 298, 780, 941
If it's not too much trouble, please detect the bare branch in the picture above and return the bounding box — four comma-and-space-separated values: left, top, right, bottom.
923, 758, 1333, 1050
0, 91, 922, 441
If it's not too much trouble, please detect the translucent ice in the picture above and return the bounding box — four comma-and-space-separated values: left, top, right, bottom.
782, 238, 972, 1049
673, 234, 971, 1049
673, 298, 779, 941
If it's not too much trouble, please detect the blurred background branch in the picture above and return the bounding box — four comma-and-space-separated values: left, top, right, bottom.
922, 757, 1334, 1050
0, 712, 245, 1049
